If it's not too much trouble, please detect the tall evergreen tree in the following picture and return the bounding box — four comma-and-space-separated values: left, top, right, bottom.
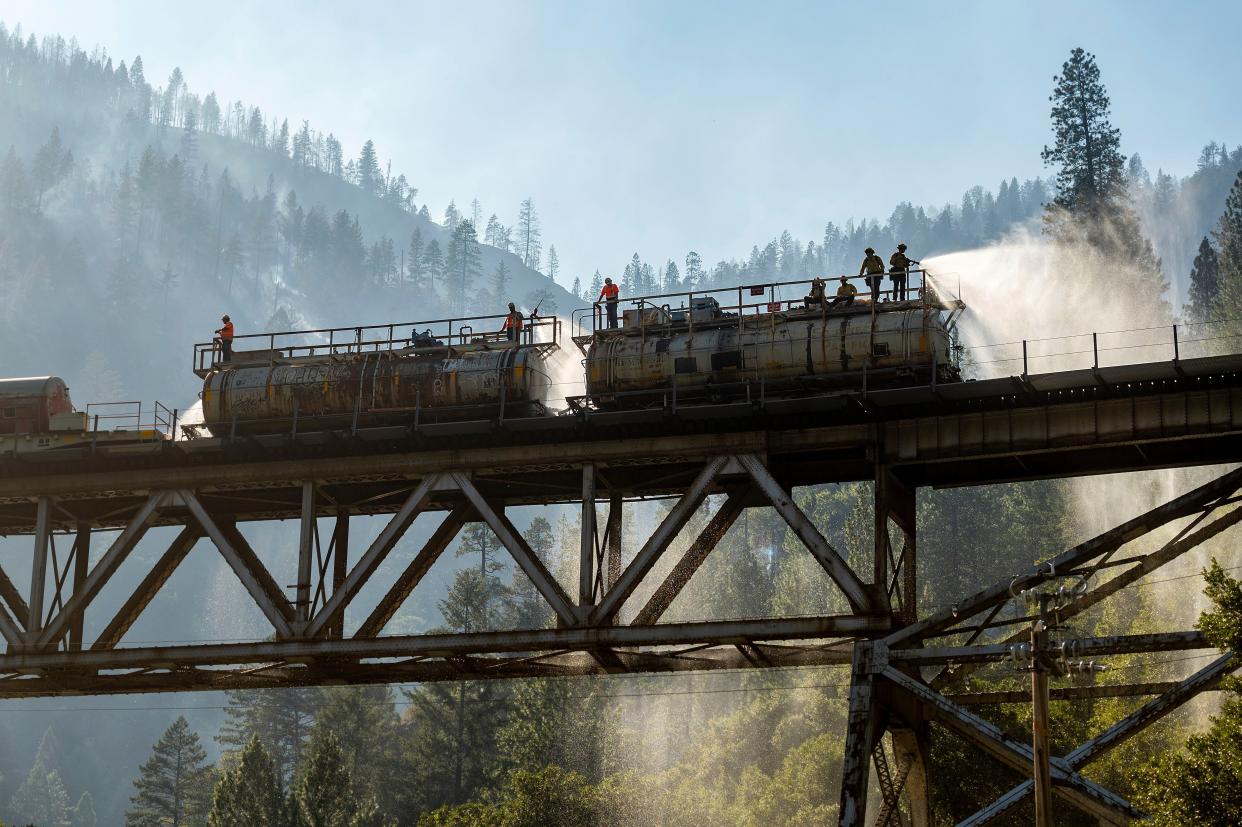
356, 140, 380, 195
444, 220, 481, 314
491, 260, 510, 301
9, 728, 72, 827
1215, 170, 1242, 320
217, 689, 320, 783
517, 197, 541, 270
1186, 237, 1221, 323
312, 687, 400, 810
207, 738, 285, 827
127, 716, 213, 827
1040, 47, 1168, 316
547, 244, 559, 282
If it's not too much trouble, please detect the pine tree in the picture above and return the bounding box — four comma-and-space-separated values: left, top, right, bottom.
1215, 170, 1242, 320
444, 220, 481, 314
421, 239, 445, 290
407, 228, 425, 289
10, 728, 73, 827
470, 198, 482, 231
1186, 237, 1221, 323
312, 687, 399, 809
356, 140, 380, 195
207, 738, 285, 827
1040, 47, 1169, 317
517, 198, 541, 270
127, 716, 213, 827
547, 245, 559, 282
217, 689, 320, 783
443, 200, 461, 233
491, 260, 510, 301
288, 733, 352, 827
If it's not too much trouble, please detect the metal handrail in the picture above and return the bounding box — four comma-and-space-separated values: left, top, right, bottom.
573, 269, 935, 336
194, 313, 560, 373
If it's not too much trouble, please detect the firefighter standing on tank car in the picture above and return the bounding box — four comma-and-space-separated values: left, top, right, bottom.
214, 315, 234, 363
501, 302, 525, 343
598, 277, 620, 329
889, 243, 920, 301
859, 248, 885, 301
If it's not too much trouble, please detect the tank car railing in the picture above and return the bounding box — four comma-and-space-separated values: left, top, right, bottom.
573, 270, 934, 337
193, 314, 560, 372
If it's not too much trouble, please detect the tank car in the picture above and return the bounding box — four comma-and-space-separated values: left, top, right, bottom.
582, 290, 962, 409
199, 341, 552, 436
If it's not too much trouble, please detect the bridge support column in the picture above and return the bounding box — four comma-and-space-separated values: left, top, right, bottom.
68, 523, 91, 651
875, 465, 916, 622
580, 464, 596, 609
839, 641, 884, 827
605, 491, 623, 592
27, 497, 51, 637
330, 510, 349, 639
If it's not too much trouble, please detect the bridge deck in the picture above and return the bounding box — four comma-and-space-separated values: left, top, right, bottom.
2, 354, 1241, 533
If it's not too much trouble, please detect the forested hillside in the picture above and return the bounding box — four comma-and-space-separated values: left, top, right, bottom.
3, 23, 1242, 827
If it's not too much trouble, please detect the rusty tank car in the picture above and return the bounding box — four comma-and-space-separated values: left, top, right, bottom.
575, 275, 964, 410
193, 316, 558, 436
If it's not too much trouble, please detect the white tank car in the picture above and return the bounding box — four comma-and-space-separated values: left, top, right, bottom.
585, 303, 958, 407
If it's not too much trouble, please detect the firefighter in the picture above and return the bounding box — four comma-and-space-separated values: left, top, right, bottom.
827, 275, 858, 309
598, 277, 620, 329
214, 314, 234, 363
859, 248, 885, 300
501, 302, 524, 343
804, 276, 827, 309
889, 243, 920, 301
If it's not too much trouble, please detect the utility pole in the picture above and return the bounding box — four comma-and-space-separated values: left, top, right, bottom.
1009, 580, 1104, 827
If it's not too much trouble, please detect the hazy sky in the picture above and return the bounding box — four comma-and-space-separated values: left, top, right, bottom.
4, 1, 1242, 284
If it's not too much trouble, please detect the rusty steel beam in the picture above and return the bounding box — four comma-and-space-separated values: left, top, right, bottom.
591, 457, 728, 625
35, 493, 166, 649
0, 636, 860, 698
891, 630, 1209, 665
183, 493, 295, 639
882, 667, 1143, 824
452, 473, 581, 627
946, 680, 1226, 706
887, 465, 1242, 648
27, 496, 51, 634
838, 643, 884, 827
304, 475, 440, 638
0, 600, 21, 645
633, 492, 747, 626
957, 653, 1238, 826
354, 505, 472, 638
0, 614, 882, 673
739, 453, 876, 613
330, 510, 349, 639
67, 523, 90, 651
0, 561, 28, 632
90, 526, 203, 651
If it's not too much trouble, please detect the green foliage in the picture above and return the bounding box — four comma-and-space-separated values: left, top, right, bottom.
217, 689, 320, 783
1187, 236, 1221, 322
496, 679, 615, 782
207, 737, 285, 827
127, 716, 213, 827
418, 766, 596, 827
1133, 562, 1242, 825
311, 687, 401, 813
1213, 171, 1242, 320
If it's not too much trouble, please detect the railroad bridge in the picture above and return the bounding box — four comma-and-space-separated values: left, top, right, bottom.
2, 352, 1242, 825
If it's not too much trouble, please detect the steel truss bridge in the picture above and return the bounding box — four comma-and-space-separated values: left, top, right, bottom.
3, 354, 1242, 825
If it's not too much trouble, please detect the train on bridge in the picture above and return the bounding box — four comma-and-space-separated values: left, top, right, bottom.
2, 272, 964, 455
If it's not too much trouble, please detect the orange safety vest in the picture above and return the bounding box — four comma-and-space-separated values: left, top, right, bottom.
220, 322, 234, 341
503, 311, 524, 331
600, 283, 619, 301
